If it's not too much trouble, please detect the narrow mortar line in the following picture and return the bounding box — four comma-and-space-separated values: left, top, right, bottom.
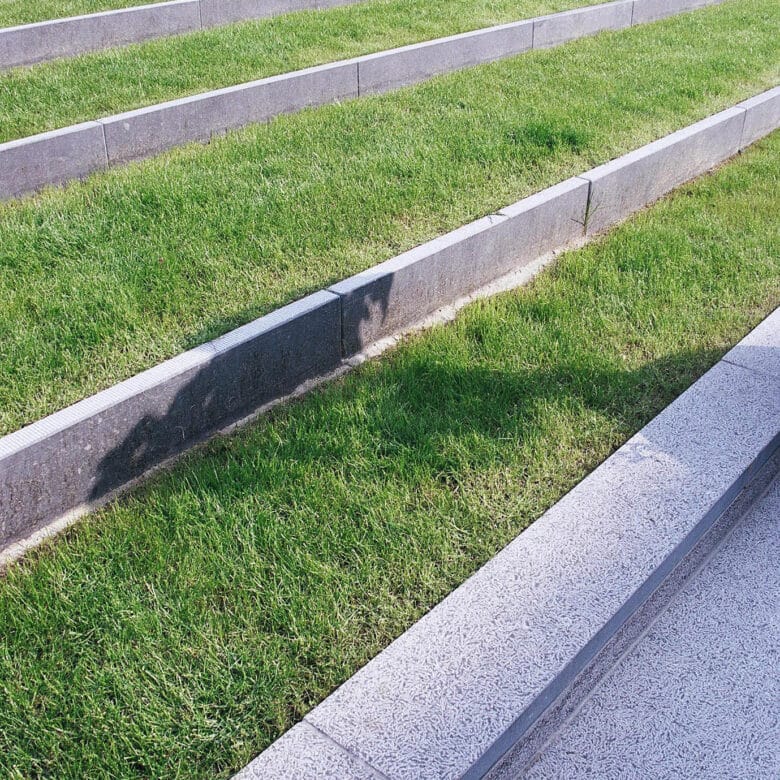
304, 719, 394, 780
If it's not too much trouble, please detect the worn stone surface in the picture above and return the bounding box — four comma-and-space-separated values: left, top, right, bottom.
0, 1, 200, 69
0, 291, 341, 549
333, 176, 587, 356
722, 306, 780, 380
100, 61, 358, 164
304, 356, 779, 779
0, 122, 107, 200
527, 472, 780, 779
582, 106, 745, 235
738, 86, 780, 149
357, 21, 533, 95
631, 0, 725, 25
234, 722, 381, 780
532, 0, 633, 49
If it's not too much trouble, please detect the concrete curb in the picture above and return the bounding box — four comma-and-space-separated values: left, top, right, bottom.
237, 308, 780, 780
0, 0, 363, 70
0, 0, 728, 201
0, 87, 777, 557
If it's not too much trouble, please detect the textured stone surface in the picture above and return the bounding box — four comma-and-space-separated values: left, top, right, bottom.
200, 0, 359, 28
357, 21, 533, 95
305, 356, 780, 779
100, 61, 358, 164
0, 122, 107, 200
0, 291, 341, 549
333, 176, 587, 356
527, 472, 780, 779
738, 86, 780, 149
582, 106, 745, 234
722, 306, 780, 380
631, 0, 725, 25
532, 0, 633, 49
0, 1, 200, 69
234, 722, 381, 779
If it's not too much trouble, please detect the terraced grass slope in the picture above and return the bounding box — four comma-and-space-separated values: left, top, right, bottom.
1, 128, 778, 779
0, 0, 161, 28
0, 0, 599, 141
0, 0, 777, 435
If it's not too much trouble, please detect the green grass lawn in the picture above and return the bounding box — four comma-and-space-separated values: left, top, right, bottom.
0, 0, 601, 141
1, 129, 778, 779
0, 0, 160, 27
0, 0, 777, 436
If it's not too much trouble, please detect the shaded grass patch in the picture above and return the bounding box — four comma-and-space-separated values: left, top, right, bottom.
0, 0, 778, 433
0, 130, 778, 779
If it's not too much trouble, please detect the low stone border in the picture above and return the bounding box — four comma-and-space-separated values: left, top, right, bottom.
0, 0, 363, 70
0, 87, 777, 558
0, 0, 730, 201
237, 308, 779, 779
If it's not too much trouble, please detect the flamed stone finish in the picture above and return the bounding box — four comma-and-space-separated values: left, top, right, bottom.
100, 61, 358, 164
304, 348, 780, 779
738, 86, 780, 150
0, 1, 200, 69
357, 21, 533, 95
631, 0, 726, 25
0, 122, 107, 200
200, 0, 360, 28
531, 0, 633, 49
0, 0, 364, 70
235, 722, 382, 780
333, 176, 588, 356
581, 106, 746, 234
0, 0, 732, 199
0, 292, 341, 549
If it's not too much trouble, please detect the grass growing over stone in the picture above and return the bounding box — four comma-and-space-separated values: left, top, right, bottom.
1, 131, 778, 779
0, 0, 779, 435
0, 0, 599, 141
0, 0, 159, 28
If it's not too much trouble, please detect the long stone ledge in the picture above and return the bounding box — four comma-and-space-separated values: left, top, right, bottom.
0, 0, 730, 201
0, 0, 363, 70
240, 309, 780, 779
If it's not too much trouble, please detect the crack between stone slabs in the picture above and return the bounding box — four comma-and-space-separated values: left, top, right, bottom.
721, 357, 780, 383
509, 443, 780, 778
197, 0, 203, 29
304, 719, 393, 780
629, 0, 636, 27
98, 121, 110, 170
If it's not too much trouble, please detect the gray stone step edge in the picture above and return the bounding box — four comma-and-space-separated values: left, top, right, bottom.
234, 312, 780, 777
0, 0, 364, 71
0, 86, 776, 558
0, 0, 727, 200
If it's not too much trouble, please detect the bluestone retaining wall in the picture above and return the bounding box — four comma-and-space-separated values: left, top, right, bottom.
0, 0, 363, 70
1, 87, 777, 555
0, 0, 731, 201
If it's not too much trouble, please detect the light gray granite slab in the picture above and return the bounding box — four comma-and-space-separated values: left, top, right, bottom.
722, 306, 780, 380
0, 291, 341, 549
304, 353, 780, 778
631, 0, 726, 24
581, 106, 746, 234
0, 122, 107, 200
0, 1, 200, 69
527, 471, 780, 779
532, 0, 633, 49
357, 21, 533, 95
234, 722, 381, 779
738, 86, 780, 150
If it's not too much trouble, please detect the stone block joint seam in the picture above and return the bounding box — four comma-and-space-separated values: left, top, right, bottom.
0, 0, 730, 200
